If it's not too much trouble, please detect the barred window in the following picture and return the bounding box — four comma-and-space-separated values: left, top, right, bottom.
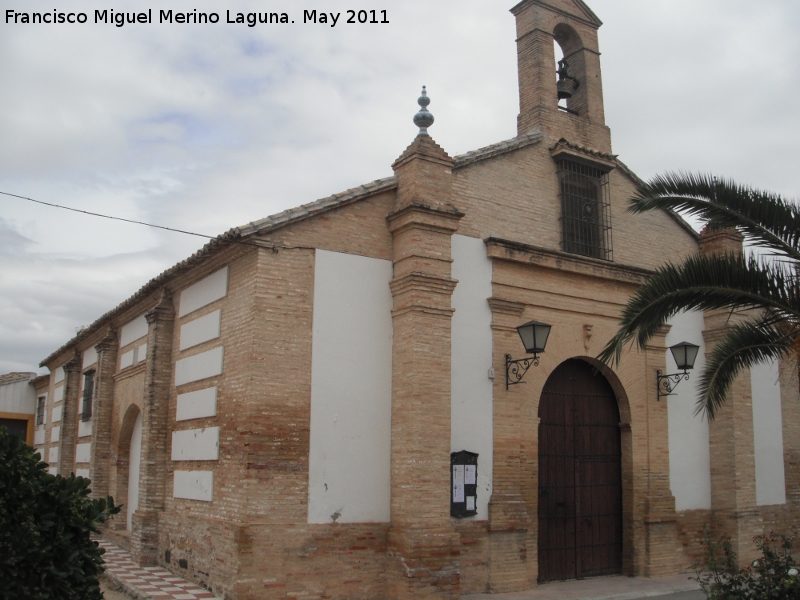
36, 396, 46, 426
557, 159, 613, 261
81, 371, 95, 422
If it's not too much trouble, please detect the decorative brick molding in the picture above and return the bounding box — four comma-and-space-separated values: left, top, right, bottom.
131, 293, 175, 566
90, 330, 118, 501
57, 355, 81, 475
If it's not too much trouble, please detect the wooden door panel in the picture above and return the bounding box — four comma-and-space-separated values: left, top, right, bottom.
538, 360, 622, 582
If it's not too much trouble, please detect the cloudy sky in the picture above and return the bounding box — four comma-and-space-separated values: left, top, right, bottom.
1, 0, 798, 374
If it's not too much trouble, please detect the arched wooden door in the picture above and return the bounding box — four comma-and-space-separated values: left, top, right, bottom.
537, 359, 622, 582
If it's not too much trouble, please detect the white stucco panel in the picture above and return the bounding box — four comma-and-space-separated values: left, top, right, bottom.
76, 468, 90, 479
54, 385, 64, 402
52, 405, 63, 423
666, 310, 712, 510
173, 470, 214, 502
0, 377, 36, 413
308, 250, 393, 524
78, 420, 93, 438
171, 427, 220, 461
51, 425, 60, 443
174, 347, 224, 386
82, 347, 98, 369
180, 309, 222, 351
34, 429, 45, 445
179, 267, 228, 317
136, 343, 147, 364
450, 235, 494, 520
48, 447, 59, 463
49, 466, 58, 476
120, 314, 148, 347
76, 442, 92, 464
176, 387, 218, 421
120, 350, 135, 369
751, 360, 786, 506
54, 367, 65, 384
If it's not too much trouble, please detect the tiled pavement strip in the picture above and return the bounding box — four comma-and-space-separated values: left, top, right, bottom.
100, 538, 700, 600
99, 540, 219, 600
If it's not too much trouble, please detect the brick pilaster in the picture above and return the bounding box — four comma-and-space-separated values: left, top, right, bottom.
487, 298, 531, 591
700, 226, 763, 564
131, 293, 175, 566
58, 355, 81, 475
90, 329, 117, 501
642, 325, 678, 576
387, 134, 463, 600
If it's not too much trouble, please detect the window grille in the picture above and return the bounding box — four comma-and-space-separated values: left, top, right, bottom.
557, 159, 613, 261
36, 396, 46, 426
81, 371, 95, 422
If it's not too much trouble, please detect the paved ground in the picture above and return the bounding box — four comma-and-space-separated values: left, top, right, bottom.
100, 537, 703, 600
100, 540, 219, 599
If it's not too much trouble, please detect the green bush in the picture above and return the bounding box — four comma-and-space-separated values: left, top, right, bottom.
0, 426, 120, 600
695, 530, 800, 600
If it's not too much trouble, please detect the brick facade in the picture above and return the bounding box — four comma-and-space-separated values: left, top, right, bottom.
33, 0, 799, 598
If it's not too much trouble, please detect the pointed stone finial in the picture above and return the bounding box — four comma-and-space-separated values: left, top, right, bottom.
413, 86, 434, 136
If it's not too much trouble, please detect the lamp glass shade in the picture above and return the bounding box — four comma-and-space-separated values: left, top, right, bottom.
516, 320, 552, 355
669, 341, 700, 370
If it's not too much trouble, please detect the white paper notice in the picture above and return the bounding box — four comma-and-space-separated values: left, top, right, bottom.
465, 465, 476, 485
453, 465, 465, 502
466, 496, 475, 511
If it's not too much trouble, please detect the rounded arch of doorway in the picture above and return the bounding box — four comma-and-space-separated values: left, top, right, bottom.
535, 355, 635, 577
113, 403, 142, 532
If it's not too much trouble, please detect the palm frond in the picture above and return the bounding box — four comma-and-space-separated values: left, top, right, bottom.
629, 173, 800, 261
598, 253, 799, 366
697, 318, 794, 419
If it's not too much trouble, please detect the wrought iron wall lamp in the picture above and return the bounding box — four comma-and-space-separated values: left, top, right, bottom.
657, 341, 700, 398
505, 320, 552, 389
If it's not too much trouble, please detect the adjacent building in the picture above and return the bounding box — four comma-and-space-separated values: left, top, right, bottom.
31, 1, 799, 598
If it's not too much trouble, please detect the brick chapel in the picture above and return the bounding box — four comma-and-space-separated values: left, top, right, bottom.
30, 0, 800, 598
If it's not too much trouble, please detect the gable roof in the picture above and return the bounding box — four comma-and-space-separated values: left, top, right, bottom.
510, 0, 603, 27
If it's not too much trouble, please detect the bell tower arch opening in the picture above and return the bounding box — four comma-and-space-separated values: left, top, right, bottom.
553, 23, 588, 116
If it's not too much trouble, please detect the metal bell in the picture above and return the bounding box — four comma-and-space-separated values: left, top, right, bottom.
557, 59, 579, 100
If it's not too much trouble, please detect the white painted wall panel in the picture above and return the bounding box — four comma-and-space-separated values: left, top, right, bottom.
180, 310, 222, 351
136, 343, 147, 364
52, 405, 62, 423
0, 378, 36, 413
78, 420, 92, 438
128, 412, 143, 530
76, 442, 92, 464
54, 385, 64, 402
120, 350, 135, 369
48, 447, 58, 463
451, 235, 494, 520
51, 425, 60, 443
82, 347, 97, 369
308, 250, 393, 524
176, 387, 218, 421
179, 267, 228, 317
120, 315, 148, 347
174, 347, 224, 386
76, 468, 90, 479
666, 311, 712, 510
171, 427, 220, 461
49, 466, 58, 476
173, 471, 214, 502
54, 367, 64, 384
751, 360, 786, 505
34, 429, 45, 445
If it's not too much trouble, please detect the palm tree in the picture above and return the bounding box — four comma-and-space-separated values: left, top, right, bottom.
598, 173, 800, 419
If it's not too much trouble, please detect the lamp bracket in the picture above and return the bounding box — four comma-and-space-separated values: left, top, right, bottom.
506, 353, 539, 390
656, 370, 690, 399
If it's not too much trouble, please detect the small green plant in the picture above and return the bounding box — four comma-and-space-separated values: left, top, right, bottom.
694, 530, 800, 600
0, 426, 121, 599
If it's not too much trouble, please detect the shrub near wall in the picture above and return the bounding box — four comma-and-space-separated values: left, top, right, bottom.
0, 427, 120, 600
696, 532, 800, 600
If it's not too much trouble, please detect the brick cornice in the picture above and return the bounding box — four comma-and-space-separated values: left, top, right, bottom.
485, 237, 653, 285
63, 355, 81, 374
145, 292, 175, 324
387, 202, 464, 235
487, 297, 526, 317
94, 330, 117, 353
389, 273, 458, 297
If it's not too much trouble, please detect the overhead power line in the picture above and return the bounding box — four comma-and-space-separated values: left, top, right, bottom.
0, 190, 313, 252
